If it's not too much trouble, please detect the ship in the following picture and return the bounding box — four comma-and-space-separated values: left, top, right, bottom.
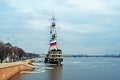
45, 16, 63, 65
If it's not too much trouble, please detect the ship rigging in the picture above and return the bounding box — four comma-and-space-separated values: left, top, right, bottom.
45, 16, 63, 65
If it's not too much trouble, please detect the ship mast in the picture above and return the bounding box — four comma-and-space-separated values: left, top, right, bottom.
49, 16, 58, 50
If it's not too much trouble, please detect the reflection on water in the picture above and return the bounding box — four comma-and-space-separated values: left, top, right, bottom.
46, 65, 63, 80
9, 72, 28, 80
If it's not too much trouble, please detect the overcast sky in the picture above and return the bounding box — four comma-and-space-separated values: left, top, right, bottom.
0, 0, 120, 55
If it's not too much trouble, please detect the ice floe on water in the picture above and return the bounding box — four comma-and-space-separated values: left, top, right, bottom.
21, 69, 46, 74
91, 66, 97, 68
72, 61, 83, 64
21, 62, 55, 74
43, 67, 54, 70
21, 66, 54, 74
64, 61, 83, 64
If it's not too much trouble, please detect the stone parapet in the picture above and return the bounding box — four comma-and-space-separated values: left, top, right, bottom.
0, 59, 35, 80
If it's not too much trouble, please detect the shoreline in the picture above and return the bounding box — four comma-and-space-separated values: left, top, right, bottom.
0, 59, 35, 80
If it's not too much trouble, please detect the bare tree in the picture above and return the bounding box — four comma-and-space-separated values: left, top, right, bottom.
0, 41, 6, 63
0, 41, 25, 63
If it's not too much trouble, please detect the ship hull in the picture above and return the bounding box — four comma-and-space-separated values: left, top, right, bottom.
45, 49, 63, 65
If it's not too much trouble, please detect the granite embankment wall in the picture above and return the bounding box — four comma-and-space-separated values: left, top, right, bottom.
0, 59, 35, 80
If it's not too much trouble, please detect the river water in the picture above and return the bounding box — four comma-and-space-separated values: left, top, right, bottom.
10, 57, 120, 80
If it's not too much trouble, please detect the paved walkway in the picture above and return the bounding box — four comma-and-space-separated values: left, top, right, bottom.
0, 60, 34, 69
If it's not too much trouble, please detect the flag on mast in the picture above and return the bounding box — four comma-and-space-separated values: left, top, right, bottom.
50, 40, 57, 46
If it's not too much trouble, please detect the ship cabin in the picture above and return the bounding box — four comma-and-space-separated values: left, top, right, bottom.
45, 49, 63, 65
